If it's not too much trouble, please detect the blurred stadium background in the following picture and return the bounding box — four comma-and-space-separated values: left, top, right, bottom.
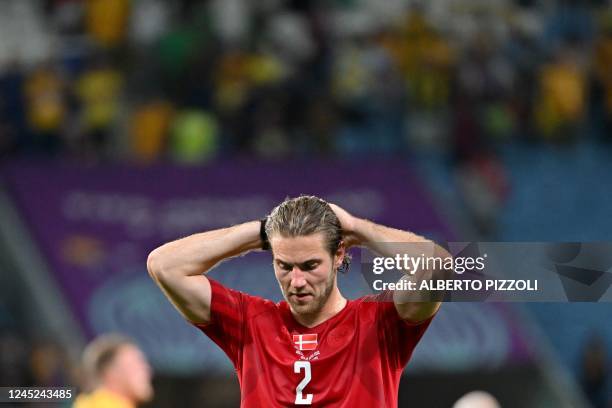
0, 0, 611, 407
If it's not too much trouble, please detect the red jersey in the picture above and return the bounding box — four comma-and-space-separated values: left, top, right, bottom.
193, 279, 434, 407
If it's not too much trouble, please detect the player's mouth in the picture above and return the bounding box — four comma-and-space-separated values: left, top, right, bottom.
290, 293, 313, 302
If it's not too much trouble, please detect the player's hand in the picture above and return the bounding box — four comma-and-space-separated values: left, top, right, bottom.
329, 203, 361, 248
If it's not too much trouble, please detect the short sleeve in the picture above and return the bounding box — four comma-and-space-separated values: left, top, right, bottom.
376, 294, 435, 369
192, 279, 247, 369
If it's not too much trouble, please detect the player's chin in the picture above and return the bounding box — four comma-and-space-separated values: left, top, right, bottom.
291, 304, 317, 315
288, 296, 317, 312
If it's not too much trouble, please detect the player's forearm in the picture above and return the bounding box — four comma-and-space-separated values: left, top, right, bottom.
350, 218, 451, 278
350, 218, 428, 251
350, 218, 449, 320
147, 221, 262, 280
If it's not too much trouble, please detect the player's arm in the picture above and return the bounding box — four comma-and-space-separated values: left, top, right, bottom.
146, 221, 262, 324
331, 204, 450, 323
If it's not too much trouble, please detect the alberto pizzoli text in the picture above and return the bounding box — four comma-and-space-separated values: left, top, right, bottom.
372, 279, 538, 292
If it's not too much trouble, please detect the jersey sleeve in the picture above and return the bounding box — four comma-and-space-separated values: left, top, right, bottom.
191, 278, 248, 369
376, 293, 436, 370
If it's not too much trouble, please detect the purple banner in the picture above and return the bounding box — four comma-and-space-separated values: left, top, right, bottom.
2, 159, 533, 373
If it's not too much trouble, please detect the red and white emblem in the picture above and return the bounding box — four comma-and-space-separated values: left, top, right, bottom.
293, 333, 317, 351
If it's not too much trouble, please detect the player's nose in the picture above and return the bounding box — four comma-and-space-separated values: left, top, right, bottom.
290, 267, 307, 288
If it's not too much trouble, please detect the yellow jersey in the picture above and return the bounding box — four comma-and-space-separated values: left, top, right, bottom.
73, 388, 134, 408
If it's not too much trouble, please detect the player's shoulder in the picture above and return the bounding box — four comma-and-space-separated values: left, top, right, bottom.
352, 291, 394, 307
208, 278, 277, 315
349, 291, 402, 321
342, 294, 386, 321
246, 293, 278, 316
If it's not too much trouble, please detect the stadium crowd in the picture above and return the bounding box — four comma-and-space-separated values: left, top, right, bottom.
0, 0, 610, 165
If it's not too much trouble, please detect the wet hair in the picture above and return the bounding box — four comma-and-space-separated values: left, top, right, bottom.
265, 195, 350, 273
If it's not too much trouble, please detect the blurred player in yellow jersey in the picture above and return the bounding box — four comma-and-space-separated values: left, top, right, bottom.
73, 334, 153, 408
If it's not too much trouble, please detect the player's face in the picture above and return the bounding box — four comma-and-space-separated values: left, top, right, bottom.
110, 345, 154, 403
271, 233, 343, 316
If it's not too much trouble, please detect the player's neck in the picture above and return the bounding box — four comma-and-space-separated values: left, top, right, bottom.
292, 288, 347, 328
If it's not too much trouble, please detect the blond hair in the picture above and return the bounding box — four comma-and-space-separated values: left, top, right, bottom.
81, 334, 134, 389
266, 195, 350, 272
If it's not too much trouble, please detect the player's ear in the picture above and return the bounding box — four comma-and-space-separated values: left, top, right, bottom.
334, 241, 346, 269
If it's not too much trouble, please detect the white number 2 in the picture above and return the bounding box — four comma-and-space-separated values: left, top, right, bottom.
294, 361, 313, 405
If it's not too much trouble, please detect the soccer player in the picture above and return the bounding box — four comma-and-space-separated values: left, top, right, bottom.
73, 334, 153, 408
147, 196, 448, 407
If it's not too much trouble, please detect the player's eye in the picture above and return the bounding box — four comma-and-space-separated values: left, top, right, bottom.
278, 262, 293, 271
302, 262, 319, 271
